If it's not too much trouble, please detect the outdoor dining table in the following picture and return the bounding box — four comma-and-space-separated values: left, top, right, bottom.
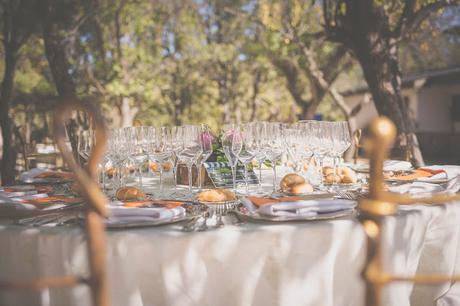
1, 169, 460, 306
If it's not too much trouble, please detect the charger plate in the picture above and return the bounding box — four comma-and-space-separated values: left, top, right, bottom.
234, 205, 355, 223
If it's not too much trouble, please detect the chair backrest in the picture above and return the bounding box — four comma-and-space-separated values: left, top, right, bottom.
359, 117, 460, 306
0, 98, 110, 306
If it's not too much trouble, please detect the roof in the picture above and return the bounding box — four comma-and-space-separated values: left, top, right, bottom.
342, 66, 460, 97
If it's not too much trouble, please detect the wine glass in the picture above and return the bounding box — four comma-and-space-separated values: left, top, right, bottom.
221, 124, 243, 192
125, 126, 149, 189
177, 125, 203, 197
332, 121, 351, 171
261, 122, 285, 193
252, 121, 267, 194
151, 126, 174, 198
238, 123, 260, 194
284, 126, 304, 173
195, 124, 213, 191
170, 126, 183, 188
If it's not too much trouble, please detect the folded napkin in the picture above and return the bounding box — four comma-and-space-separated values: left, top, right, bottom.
383, 160, 413, 172
416, 165, 460, 182
19, 168, 74, 182
390, 168, 445, 181
106, 206, 186, 224
254, 199, 355, 217
350, 160, 412, 172
389, 182, 446, 195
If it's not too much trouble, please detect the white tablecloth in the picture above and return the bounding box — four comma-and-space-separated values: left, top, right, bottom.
1, 170, 460, 306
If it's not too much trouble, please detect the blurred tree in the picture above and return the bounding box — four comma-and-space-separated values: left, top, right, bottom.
0, 0, 38, 184
321, 0, 459, 166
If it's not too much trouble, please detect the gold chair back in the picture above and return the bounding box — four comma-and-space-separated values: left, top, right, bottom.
359, 117, 460, 306
0, 98, 110, 306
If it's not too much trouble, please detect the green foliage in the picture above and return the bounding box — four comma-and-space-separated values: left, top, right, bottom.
2, 0, 458, 142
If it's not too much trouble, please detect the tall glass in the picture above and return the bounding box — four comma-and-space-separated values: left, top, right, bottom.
222, 124, 243, 192
195, 124, 213, 191
261, 122, 285, 193
238, 123, 260, 194
170, 126, 183, 188
151, 127, 173, 198
177, 125, 203, 197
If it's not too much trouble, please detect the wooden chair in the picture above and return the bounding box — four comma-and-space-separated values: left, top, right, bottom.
359, 117, 460, 306
0, 98, 110, 306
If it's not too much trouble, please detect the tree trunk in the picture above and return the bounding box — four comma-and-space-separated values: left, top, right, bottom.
119, 97, 138, 127
352, 38, 424, 166
40, 0, 80, 161
0, 52, 18, 184
41, 1, 76, 98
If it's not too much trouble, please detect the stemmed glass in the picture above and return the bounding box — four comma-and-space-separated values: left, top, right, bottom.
222, 124, 243, 192
238, 123, 260, 194
195, 124, 213, 191
151, 127, 174, 197
284, 126, 304, 173
261, 122, 285, 193
332, 121, 351, 172
126, 126, 150, 189
308, 121, 330, 187
170, 126, 183, 188
252, 121, 267, 194
177, 125, 203, 197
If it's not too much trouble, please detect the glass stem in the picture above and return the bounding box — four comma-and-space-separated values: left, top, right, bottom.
159, 165, 164, 198
187, 165, 193, 194
198, 163, 203, 190
173, 158, 178, 188
258, 162, 263, 191
272, 160, 277, 193
332, 156, 337, 186
244, 163, 249, 195
319, 157, 324, 187
231, 164, 237, 191
138, 162, 143, 189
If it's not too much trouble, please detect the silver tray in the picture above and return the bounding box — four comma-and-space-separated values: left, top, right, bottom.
195, 199, 241, 212
234, 206, 355, 223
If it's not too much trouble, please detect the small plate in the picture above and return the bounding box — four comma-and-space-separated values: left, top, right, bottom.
234, 205, 355, 223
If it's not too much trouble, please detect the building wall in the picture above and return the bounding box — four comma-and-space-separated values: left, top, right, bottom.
343, 93, 378, 130
416, 84, 460, 132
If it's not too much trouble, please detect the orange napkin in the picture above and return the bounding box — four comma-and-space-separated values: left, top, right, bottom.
23, 196, 83, 208
123, 200, 183, 209
391, 168, 446, 181
246, 196, 304, 207
3, 185, 54, 193
36, 171, 74, 181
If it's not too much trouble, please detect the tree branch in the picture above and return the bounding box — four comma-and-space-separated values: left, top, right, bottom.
403, 0, 459, 36
393, 0, 416, 37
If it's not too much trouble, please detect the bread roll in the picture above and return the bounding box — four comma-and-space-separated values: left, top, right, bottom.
105, 167, 116, 179
196, 188, 236, 202
322, 166, 334, 176
150, 161, 173, 172
325, 173, 341, 184
337, 166, 357, 184
280, 174, 305, 192
290, 183, 314, 194
116, 187, 146, 201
